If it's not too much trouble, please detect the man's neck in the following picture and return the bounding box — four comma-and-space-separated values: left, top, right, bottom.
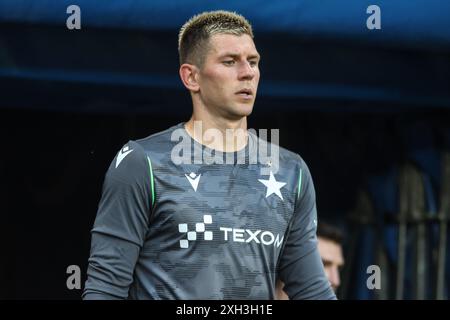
184, 113, 248, 153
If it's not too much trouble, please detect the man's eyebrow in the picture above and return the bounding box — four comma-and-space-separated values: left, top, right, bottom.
218, 53, 260, 60
248, 54, 260, 60
218, 53, 239, 59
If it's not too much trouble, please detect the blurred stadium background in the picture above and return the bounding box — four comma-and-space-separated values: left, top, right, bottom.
1, 0, 450, 299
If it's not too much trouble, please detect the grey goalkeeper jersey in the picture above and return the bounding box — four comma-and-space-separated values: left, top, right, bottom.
83, 123, 335, 300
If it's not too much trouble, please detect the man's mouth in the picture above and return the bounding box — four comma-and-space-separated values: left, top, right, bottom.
236, 88, 253, 100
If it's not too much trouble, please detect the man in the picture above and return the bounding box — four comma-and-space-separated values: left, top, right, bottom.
83, 10, 335, 300
276, 222, 345, 299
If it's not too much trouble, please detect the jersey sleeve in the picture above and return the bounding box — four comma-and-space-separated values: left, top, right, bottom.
83, 140, 153, 300
277, 158, 336, 300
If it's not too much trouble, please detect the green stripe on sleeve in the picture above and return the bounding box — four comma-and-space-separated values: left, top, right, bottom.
297, 168, 303, 201
147, 156, 155, 207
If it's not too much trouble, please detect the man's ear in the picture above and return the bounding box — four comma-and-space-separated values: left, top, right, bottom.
179, 63, 200, 93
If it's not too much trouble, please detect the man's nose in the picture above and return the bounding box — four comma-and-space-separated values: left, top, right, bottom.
329, 266, 341, 290
238, 61, 256, 80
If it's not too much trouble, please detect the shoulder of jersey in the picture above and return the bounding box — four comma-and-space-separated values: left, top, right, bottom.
113, 141, 143, 170
114, 125, 179, 169
250, 131, 304, 167
135, 124, 179, 153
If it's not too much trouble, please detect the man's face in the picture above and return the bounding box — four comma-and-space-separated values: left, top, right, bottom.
196, 33, 260, 120
318, 237, 345, 292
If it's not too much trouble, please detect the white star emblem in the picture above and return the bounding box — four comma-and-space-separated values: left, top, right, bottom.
258, 171, 287, 200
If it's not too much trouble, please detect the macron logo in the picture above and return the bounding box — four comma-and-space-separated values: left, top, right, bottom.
185, 172, 201, 192
115, 146, 133, 168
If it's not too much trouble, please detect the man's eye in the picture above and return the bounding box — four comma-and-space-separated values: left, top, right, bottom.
249, 60, 258, 67
223, 60, 235, 66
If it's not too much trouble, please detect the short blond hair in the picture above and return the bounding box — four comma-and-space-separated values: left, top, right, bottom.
178, 10, 254, 66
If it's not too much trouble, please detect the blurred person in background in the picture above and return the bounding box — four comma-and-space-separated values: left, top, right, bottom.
276, 221, 345, 299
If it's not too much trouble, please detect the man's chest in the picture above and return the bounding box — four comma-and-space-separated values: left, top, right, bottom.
149, 162, 296, 249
